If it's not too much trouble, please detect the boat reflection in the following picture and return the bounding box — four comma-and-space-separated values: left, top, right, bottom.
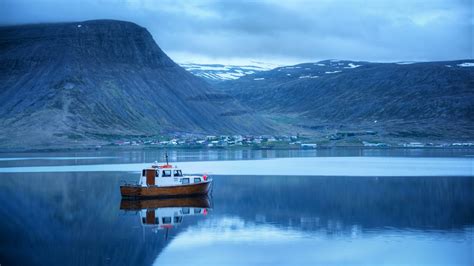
120, 196, 211, 232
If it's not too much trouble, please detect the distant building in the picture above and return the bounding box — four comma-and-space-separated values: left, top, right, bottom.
404, 142, 424, 147
452, 142, 474, 146
362, 141, 387, 147
206, 135, 218, 141
233, 135, 243, 141
301, 143, 317, 149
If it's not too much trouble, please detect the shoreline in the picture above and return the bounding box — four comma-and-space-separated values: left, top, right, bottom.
1, 144, 474, 154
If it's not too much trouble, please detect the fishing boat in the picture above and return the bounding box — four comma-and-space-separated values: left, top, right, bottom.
120, 154, 212, 198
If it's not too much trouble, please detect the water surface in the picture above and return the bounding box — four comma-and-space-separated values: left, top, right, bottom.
0, 149, 472, 265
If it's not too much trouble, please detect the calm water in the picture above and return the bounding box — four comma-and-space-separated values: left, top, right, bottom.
0, 149, 473, 265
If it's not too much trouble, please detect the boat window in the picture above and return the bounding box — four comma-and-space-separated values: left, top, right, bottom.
155, 218, 159, 224
142, 170, 145, 177
174, 216, 182, 223
182, 208, 190, 214
173, 170, 182, 177
162, 217, 172, 224
162, 170, 172, 177
194, 208, 202, 214
155, 171, 159, 177
194, 178, 201, 183
181, 178, 190, 184
142, 217, 146, 223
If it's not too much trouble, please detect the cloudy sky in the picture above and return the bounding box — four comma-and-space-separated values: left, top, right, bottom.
1, 0, 472, 65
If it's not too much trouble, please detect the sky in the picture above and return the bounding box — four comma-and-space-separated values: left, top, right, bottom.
0, 0, 472, 65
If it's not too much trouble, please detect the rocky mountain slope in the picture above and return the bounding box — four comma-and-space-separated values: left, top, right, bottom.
218, 60, 474, 141
0, 20, 272, 149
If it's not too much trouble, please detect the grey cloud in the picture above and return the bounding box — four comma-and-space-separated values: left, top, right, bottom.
0, 0, 471, 63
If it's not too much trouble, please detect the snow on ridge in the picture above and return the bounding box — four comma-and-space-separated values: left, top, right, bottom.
179, 63, 273, 72
245, 61, 281, 70
325, 70, 342, 74
396, 61, 416, 65
179, 62, 274, 81
457, 62, 474, 67
232, 65, 266, 70
194, 71, 246, 80
299, 75, 319, 79
216, 72, 245, 80
182, 65, 231, 71
196, 73, 219, 80
253, 78, 265, 81
344, 63, 361, 69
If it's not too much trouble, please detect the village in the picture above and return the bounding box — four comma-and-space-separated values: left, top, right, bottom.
111, 134, 316, 149
107, 133, 474, 150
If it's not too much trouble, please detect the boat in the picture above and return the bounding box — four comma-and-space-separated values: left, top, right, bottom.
120, 154, 212, 198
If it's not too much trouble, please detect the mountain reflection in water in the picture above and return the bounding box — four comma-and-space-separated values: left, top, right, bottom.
0, 172, 472, 265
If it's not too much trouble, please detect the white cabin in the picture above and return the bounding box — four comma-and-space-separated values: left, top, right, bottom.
139, 163, 208, 187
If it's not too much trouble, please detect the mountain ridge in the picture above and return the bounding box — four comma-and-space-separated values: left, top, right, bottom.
217, 59, 474, 141
0, 20, 273, 149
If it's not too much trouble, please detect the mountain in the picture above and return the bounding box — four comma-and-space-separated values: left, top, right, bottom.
218, 60, 474, 141
179, 62, 277, 83
0, 20, 272, 150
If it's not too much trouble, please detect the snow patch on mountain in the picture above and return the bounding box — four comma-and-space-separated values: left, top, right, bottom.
457, 62, 474, 67
179, 62, 279, 82
344, 63, 361, 69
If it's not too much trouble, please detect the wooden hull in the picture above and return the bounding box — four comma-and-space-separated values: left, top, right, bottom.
120, 196, 211, 210
120, 181, 211, 198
